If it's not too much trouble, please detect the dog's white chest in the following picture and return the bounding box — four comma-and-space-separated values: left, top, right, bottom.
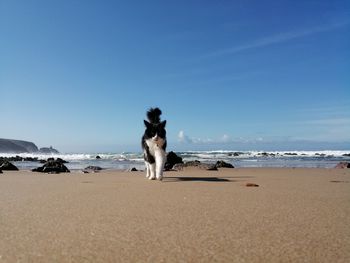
145, 138, 164, 155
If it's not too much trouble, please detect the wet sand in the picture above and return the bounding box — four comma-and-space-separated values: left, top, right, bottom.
1, 168, 349, 262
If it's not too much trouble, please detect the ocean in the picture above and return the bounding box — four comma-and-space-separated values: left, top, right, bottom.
1, 150, 350, 171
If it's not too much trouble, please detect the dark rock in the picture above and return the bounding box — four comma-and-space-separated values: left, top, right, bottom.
10, 155, 22, 161
258, 152, 276, 157
204, 164, 218, 171
82, 166, 103, 173
56, 158, 68, 164
164, 151, 183, 170
334, 162, 350, 169
229, 152, 244, 157
0, 161, 19, 171
259, 152, 269, 156
173, 160, 217, 171
0, 156, 40, 162
215, 160, 234, 168
15, 155, 22, 161
96, 155, 101, 159
185, 160, 201, 166
85, 166, 103, 171
32, 159, 70, 173
284, 152, 298, 156
342, 153, 350, 157
0, 169, 2, 173
43, 167, 62, 174
173, 163, 184, 170
130, 167, 138, 171
206, 166, 218, 171
32, 167, 43, 172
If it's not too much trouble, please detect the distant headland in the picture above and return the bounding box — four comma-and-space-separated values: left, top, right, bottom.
0, 138, 59, 154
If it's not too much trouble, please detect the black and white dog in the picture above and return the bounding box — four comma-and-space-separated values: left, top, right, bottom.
141, 108, 167, 180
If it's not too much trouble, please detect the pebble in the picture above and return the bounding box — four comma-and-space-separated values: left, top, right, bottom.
246, 183, 259, 187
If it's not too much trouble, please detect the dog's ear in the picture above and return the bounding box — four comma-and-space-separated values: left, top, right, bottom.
144, 120, 151, 128
160, 120, 166, 128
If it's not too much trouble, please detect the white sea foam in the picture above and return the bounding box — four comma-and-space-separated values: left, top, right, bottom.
183, 150, 350, 158
0, 152, 144, 161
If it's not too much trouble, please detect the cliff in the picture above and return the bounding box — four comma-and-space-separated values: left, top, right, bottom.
0, 138, 59, 153
0, 138, 39, 153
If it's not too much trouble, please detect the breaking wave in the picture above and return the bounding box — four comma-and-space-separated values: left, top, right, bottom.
1, 150, 349, 170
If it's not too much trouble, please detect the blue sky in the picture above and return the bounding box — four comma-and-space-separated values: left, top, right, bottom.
1, 0, 349, 152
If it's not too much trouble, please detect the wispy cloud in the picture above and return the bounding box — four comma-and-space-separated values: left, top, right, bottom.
295, 104, 350, 141
178, 130, 218, 144
202, 20, 350, 58
220, 134, 231, 143
178, 131, 265, 145
305, 118, 350, 126
296, 104, 350, 116
178, 130, 192, 143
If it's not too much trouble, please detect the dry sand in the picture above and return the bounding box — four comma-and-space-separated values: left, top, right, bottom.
0, 168, 349, 262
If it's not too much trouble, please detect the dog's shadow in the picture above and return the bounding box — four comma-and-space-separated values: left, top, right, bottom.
162, 175, 255, 183
163, 176, 231, 182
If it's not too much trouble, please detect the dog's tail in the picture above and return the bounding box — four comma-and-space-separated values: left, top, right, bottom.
147, 107, 162, 124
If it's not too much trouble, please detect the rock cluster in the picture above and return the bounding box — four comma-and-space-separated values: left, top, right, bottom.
215, 160, 234, 168
164, 151, 183, 170
0, 156, 42, 162
82, 166, 103, 173
172, 159, 234, 171
0, 160, 19, 171
173, 160, 216, 170
32, 158, 70, 173
228, 152, 244, 157
334, 162, 350, 169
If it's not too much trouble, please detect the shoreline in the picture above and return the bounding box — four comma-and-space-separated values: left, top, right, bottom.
1, 150, 350, 171
1, 168, 350, 262
2, 166, 348, 171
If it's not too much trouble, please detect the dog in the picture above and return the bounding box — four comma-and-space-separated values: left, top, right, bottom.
141, 107, 167, 180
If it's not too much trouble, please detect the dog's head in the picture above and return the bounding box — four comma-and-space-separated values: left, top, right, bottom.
144, 120, 166, 141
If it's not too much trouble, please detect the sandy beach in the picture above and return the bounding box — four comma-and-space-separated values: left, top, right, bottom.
1, 168, 349, 262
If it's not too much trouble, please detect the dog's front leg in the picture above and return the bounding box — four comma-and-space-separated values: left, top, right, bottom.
155, 149, 166, 181
149, 163, 156, 180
